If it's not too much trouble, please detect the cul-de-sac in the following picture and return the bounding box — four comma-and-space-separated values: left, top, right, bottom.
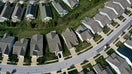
0, 0, 132, 74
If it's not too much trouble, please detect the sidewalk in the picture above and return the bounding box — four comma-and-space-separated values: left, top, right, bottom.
110, 43, 118, 50
100, 50, 108, 58
50, 71, 57, 74
88, 57, 96, 65
99, 32, 107, 39
61, 68, 68, 74
114, 19, 122, 24
122, 13, 129, 19
89, 39, 97, 47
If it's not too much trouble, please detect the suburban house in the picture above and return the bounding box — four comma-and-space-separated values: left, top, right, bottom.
0, 2, 15, 22
124, 39, 132, 49
40, 3, 52, 22
81, 17, 102, 34
76, 25, 93, 42
62, 0, 79, 9
46, 31, 63, 58
0, 2, 5, 14
13, 38, 29, 57
106, 53, 132, 74
99, 8, 118, 21
52, 0, 68, 17
30, 34, 43, 57
105, 1, 124, 16
79, 69, 96, 74
94, 13, 111, 28
112, 0, 131, 9
93, 63, 113, 74
25, 4, 38, 20
0, 33, 15, 55
2, 0, 8, 3
11, 3, 25, 22
62, 28, 79, 50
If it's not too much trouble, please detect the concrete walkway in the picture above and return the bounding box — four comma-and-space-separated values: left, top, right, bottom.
17, 56, 24, 66
118, 36, 125, 42
127, 7, 132, 12
114, 19, 122, 24
122, 13, 129, 18
58, 54, 64, 62
31, 56, 37, 66
110, 43, 118, 50
61, 68, 68, 74
100, 50, 108, 58
69, 48, 77, 57
108, 25, 115, 30
99, 32, 107, 39
2, 55, 8, 64
50, 71, 57, 74
75, 64, 83, 72
89, 39, 97, 47
88, 57, 96, 65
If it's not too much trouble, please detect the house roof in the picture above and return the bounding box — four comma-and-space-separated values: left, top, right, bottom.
13, 38, 28, 56
62, 28, 79, 49
52, 0, 68, 15
46, 31, 62, 54
107, 53, 132, 74
105, 1, 124, 16
79, 69, 96, 74
63, 0, 78, 8
0, 2, 4, 14
112, 0, 130, 9
0, 33, 15, 55
94, 13, 111, 27
99, 8, 118, 20
76, 25, 93, 41
30, 34, 43, 57
94, 63, 113, 74
0, 2, 15, 19
40, 3, 52, 20
26, 4, 38, 18
12, 3, 25, 20
125, 39, 132, 46
82, 17, 102, 33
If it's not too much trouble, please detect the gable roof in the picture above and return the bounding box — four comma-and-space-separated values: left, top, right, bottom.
40, 3, 52, 21
46, 31, 62, 54
26, 4, 38, 18
94, 13, 111, 27
0, 2, 15, 19
13, 38, 28, 56
82, 17, 102, 34
63, 0, 78, 9
12, 3, 25, 20
112, 0, 130, 9
105, 1, 124, 16
94, 63, 113, 74
99, 8, 118, 20
107, 53, 132, 74
76, 25, 93, 41
30, 34, 43, 57
62, 28, 79, 49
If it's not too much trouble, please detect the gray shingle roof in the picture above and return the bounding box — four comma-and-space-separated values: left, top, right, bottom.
94, 13, 111, 27
107, 53, 132, 74
79, 69, 96, 74
81, 17, 102, 34
0, 33, 15, 55
105, 1, 124, 16
12, 3, 25, 21
52, 0, 68, 17
112, 0, 131, 9
94, 63, 113, 74
46, 31, 62, 54
62, 28, 79, 49
0, 2, 4, 14
13, 38, 28, 56
40, 3, 52, 22
63, 0, 78, 9
30, 34, 43, 57
76, 25, 93, 41
125, 39, 132, 47
0, 2, 15, 19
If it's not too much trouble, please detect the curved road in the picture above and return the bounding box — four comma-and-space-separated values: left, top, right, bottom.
0, 16, 132, 74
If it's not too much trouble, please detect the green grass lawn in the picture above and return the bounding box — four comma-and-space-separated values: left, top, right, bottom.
115, 41, 124, 47
93, 34, 102, 42
103, 26, 111, 34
